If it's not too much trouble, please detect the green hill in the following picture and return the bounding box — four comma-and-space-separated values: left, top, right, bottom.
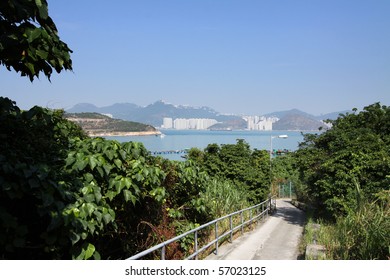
64, 112, 160, 136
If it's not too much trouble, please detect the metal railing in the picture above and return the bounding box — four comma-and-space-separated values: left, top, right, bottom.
127, 196, 277, 260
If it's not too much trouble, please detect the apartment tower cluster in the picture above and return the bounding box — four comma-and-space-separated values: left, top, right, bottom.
244, 116, 277, 131
162, 118, 218, 130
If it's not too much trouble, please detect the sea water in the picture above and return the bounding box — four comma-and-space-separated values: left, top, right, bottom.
105, 130, 314, 161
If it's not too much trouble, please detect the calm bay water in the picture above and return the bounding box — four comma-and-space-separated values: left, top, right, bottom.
106, 130, 311, 161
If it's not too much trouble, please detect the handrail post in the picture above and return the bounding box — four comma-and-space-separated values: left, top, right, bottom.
161, 246, 166, 260
229, 215, 233, 242
215, 222, 219, 255
266, 199, 269, 218
262, 202, 265, 221
194, 231, 198, 260
240, 211, 244, 235
249, 209, 253, 229
269, 197, 272, 213
274, 197, 277, 211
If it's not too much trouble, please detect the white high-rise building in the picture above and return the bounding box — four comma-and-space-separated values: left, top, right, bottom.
162, 118, 173, 129
173, 118, 188, 129
257, 117, 273, 130
244, 116, 274, 131
171, 118, 218, 130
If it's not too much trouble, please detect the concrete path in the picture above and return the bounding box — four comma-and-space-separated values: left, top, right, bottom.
206, 199, 306, 260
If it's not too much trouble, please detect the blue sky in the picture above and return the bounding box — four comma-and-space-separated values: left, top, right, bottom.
1, 0, 389, 115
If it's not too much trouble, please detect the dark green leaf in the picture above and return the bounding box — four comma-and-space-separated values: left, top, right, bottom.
75, 159, 88, 171
119, 150, 127, 160
70, 231, 80, 245
84, 194, 95, 203
114, 159, 122, 169
35, 49, 48, 60
94, 211, 102, 223
103, 164, 112, 175
89, 156, 98, 170
106, 191, 116, 201
123, 189, 137, 205
104, 150, 115, 161
84, 173, 94, 183
84, 243, 95, 260
94, 189, 102, 203
96, 166, 104, 178
102, 214, 112, 225
26, 28, 42, 43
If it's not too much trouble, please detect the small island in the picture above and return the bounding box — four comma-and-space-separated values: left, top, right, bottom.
65, 112, 161, 137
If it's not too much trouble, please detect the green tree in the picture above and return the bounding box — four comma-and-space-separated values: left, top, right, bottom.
295, 103, 390, 218
188, 139, 270, 204
0, 98, 168, 259
0, 0, 72, 81
271, 153, 304, 199
0, 97, 86, 259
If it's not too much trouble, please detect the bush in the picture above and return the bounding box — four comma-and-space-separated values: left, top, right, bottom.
188, 140, 270, 204
304, 188, 390, 260
0, 98, 167, 259
331, 189, 390, 260
0, 97, 86, 259
197, 179, 249, 219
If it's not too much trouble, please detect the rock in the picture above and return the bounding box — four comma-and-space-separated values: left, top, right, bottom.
305, 244, 326, 260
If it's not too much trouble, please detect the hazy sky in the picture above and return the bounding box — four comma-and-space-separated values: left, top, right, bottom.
1, 0, 389, 115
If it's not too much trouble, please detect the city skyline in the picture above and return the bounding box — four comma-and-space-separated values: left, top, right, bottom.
244, 116, 275, 131
163, 117, 218, 130
163, 115, 278, 131
1, 1, 390, 115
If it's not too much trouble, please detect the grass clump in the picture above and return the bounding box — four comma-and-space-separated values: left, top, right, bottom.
302, 188, 390, 260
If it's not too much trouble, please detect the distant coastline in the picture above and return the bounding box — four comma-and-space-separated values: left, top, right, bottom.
88, 131, 161, 137
64, 112, 161, 137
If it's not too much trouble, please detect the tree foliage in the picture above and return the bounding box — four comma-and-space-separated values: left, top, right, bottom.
0, 98, 256, 259
0, 97, 169, 259
188, 139, 271, 204
0, 0, 72, 81
0, 97, 85, 258
295, 103, 390, 218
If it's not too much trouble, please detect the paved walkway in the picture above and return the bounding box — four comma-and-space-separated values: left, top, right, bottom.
206, 199, 306, 260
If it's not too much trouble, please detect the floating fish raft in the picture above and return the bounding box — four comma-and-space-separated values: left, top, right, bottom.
151, 149, 190, 155
151, 148, 290, 156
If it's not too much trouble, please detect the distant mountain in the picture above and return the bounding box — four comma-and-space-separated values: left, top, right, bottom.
67, 101, 349, 131
315, 110, 352, 121
67, 102, 140, 120
132, 101, 222, 125
69, 103, 100, 113
265, 108, 351, 131
272, 113, 325, 131
67, 100, 242, 127
265, 109, 315, 120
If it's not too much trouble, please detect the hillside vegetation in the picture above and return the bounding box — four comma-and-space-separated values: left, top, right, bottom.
64, 112, 159, 136
274, 103, 390, 259
1, 97, 388, 260
0, 98, 268, 259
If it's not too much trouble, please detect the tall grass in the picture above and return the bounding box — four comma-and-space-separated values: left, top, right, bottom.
193, 179, 254, 257
330, 189, 390, 259
303, 188, 390, 260
200, 179, 250, 219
